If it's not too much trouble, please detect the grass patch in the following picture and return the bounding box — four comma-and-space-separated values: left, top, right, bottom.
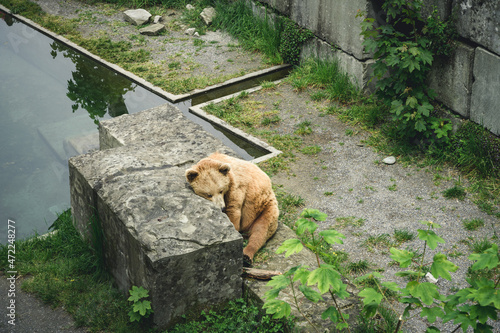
300, 145, 321, 155
393, 229, 416, 244
334, 216, 365, 229
462, 218, 485, 231
286, 58, 360, 104
442, 185, 466, 200
169, 298, 294, 332
0, 210, 145, 332
363, 234, 392, 250
294, 120, 313, 135
345, 260, 370, 275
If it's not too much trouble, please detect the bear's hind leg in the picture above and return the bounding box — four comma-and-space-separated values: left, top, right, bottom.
243, 204, 279, 266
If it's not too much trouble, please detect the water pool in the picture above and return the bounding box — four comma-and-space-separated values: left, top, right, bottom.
0, 11, 263, 241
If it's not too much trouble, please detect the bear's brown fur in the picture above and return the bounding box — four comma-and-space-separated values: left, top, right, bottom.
185, 152, 279, 264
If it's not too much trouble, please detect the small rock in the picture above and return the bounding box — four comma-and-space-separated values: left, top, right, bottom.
186, 4, 195, 10
185, 28, 196, 36
153, 15, 162, 24
139, 23, 165, 36
123, 8, 151, 26
194, 32, 200, 37
200, 7, 216, 25
425, 272, 438, 284
382, 156, 396, 165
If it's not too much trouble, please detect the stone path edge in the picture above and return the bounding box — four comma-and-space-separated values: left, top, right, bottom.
0, 4, 289, 103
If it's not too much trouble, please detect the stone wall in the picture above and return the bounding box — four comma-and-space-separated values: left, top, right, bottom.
253, 0, 500, 136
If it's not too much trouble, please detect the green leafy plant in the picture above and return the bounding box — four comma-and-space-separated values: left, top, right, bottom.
263, 209, 351, 332
358, 220, 499, 333
128, 286, 153, 322
359, 0, 455, 142
279, 18, 314, 65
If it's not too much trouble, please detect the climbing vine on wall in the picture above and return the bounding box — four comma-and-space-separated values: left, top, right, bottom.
359, 0, 457, 143
279, 17, 314, 66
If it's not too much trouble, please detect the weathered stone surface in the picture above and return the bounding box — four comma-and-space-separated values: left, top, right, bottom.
71, 103, 243, 328
139, 23, 165, 36
200, 7, 216, 25
123, 8, 151, 26
470, 47, 500, 135
454, 0, 500, 55
99, 103, 231, 153
428, 42, 475, 118
69, 144, 242, 328
290, 0, 369, 60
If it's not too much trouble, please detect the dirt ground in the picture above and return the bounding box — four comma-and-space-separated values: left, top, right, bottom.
2, 0, 499, 332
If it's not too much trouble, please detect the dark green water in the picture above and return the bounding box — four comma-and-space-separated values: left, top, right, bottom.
0, 11, 265, 241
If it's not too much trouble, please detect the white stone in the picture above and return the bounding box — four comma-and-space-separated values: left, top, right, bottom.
425, 272, 438, 284
200, 7, 216, 25
153, 15, 162, 24
382, 156, 396, 165
185, 28, 196, 36
123, 9, 151, 26
186, 4, 195, 10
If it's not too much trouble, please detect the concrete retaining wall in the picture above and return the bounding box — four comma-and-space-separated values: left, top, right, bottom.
253, 0, 500, 136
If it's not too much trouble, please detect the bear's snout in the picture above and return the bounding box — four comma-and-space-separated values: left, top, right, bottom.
221, 207, 227, 213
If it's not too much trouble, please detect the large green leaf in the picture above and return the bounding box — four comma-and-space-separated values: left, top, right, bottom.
358, 288, 383, 306
299, 284, 323, 303
417, 229, 444, 250
307, 266, 342, 294
469, 244, 499, 270
263, 299, 291, 319
431, 253, 458, 281
300, 208, 328, 221
319, 229, 345, 245
469, 304, 498, 324
128, 286, 149, 302
420, 306, 444, 323
276, 238, 303, 257
390, 247, 415, 267
133, 300, 152, 316
295, 218, 317, 235
406, 281, 439, 306
467, 286, 500, 308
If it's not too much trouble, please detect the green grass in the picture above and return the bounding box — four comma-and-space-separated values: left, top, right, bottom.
300, 145, 321, 155
0, 210, 142, 332
345, 260, 370, 275
286, 58, 360, 104
294, 120, 313, 135
212, 0, 282, 64
462, 218, 485, 231
168, 298, 294, 333
442, 185, 466, 200
363, 234, 392, 250
393, 229, 416, 244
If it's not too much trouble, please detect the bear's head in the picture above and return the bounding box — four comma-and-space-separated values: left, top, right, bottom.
185, 158, 231, 212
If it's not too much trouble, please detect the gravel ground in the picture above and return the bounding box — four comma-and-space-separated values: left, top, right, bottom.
2, 0, 499, 332
236, 82, 499, 332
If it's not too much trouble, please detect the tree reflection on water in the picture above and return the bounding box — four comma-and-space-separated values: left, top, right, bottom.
50, 42, 135, 124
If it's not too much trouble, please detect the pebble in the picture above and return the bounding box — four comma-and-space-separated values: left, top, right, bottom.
382, 156, 396, 165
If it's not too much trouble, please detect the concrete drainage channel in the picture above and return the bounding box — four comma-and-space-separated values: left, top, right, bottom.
6, 7, 344, 331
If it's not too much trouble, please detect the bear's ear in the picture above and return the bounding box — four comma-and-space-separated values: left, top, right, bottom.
185, 169, 198, 182
219, 163, 231, 176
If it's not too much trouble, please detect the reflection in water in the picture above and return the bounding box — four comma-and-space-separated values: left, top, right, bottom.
50, 42, 135, 124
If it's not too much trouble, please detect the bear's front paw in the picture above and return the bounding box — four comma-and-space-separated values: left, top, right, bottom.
243, 254, 253, 267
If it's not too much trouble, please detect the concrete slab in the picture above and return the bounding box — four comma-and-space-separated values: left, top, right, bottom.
470, 47, 500, 135
428, 42, 475, 118
454, 0, 500, 55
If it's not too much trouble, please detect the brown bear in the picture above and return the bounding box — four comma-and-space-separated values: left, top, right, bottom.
185, 152, 279, 265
